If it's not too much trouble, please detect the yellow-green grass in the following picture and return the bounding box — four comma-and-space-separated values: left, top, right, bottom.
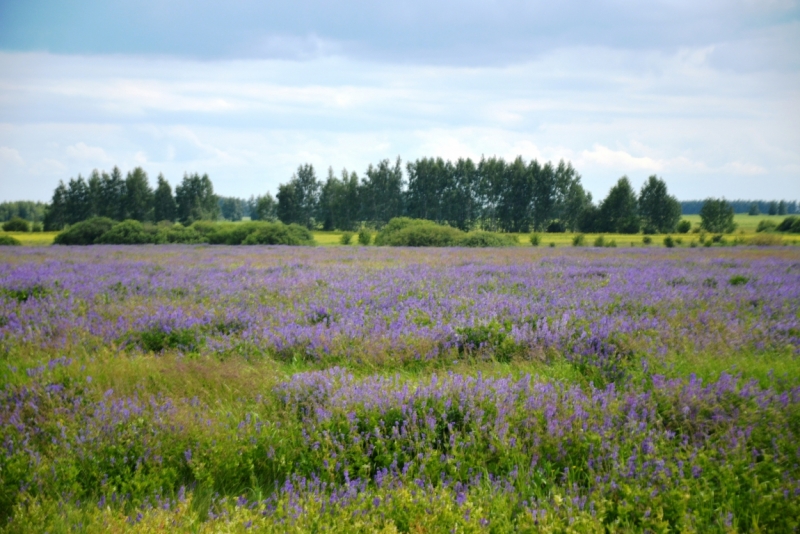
681, 213, 788, 233
1, 231, 57, 246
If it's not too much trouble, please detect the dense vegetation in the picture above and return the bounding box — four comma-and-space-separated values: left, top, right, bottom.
681, 199, 798, 215
1, 246, 799, 532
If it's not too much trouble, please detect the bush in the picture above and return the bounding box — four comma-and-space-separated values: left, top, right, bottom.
158, 224, 206, 244
676, 220, 692, 233
593, 235, 605, 247
0, 235, 21, 246
2, 217, 29, 232
549, 242, 556, 248
456, 231, 516, 248
529, 233, 541, 246
757, 220, 777, 233
95, 220, 155, 244
663, 235, 675, 248
776, 216, 800, 233
373, 218, 425, 245
358, 228, 372, 246
53, 217, 117, 245
572, 234, 586, 246
340, 231, 354, 245
642, 235, 652, 245
381, 224, 463, 247
242, 223, 315, 246
31, 222, 43, 232
546, 220, 565, 233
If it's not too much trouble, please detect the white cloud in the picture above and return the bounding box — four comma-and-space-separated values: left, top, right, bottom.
65, 142, 111, 162
0, 146, 24, 166
578, 145, 664, 172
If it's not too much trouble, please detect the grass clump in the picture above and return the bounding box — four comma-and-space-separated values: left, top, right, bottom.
339, 231, 354, 245
0, 235, 21, 246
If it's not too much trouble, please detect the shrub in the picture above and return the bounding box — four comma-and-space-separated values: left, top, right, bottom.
95, 220, 155, 244
158, 224, 205, 244
549, 242, 556, 247
593, 235, 605, 247
792, 218, 800, 233
572, 234, 586, 246
53, 217, 116, 245
663, 235, 675, 248
676, 219, 692, 233
373, 218, 426, 245
358, 228, 372, 246
0, 235, 21, 246
729, 275, 750, 286
382, 224, 463, 247
757, 220, 777, 233
340, 231, 354, 245
530, 233, 541, 246
689, 240, 698, 248
605, 239, 617, 247
31, 222, 43, 232
2, 217, 29, 232
546, 220, 565, 233
242, 223, 315, 246
456, 231, 516, 248
642, 235, 652, 245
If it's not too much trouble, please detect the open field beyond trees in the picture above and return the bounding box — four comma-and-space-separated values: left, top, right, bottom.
1, 245, 800, 532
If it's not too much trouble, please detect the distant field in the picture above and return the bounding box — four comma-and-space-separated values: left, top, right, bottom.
5, 214, 798, 248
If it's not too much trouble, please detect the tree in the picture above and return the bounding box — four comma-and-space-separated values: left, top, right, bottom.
561, 180, 592, 232
44, 181, 69, 231
638, 175, 681, 233
778, 200, 787, 216
251, 193, 277, 222
65, 176, 92, 225
768, 201, 778, 216
748, 202, 760, 216
531, 161, 556, 231
219, 197, 245, 221
699, 198, 736, 233
124, 167, 153, 221
447, 158, 480, 231
153, 174, 177, 222
496, 157, 534, 232
476, 157, 506, 231
99, 167, 127, 221
598, 177, 640, 233
175, 173, 219, 224
276, 164, 320, 228
360, 158, 404, 228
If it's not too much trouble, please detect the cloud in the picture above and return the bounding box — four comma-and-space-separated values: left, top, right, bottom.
578, 145, 664, 172
65, 142, 111, 162
0, 146, 24, 166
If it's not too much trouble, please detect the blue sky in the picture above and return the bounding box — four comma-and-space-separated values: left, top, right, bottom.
1, 0, 798, 201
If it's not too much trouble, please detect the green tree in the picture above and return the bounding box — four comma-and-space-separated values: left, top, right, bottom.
276, 164, 320, 228
44, 181, 69, 230
124, 167, 153, 221
748, 202, 760, 216
638, 175, 681, 233
251, 193, 277, 222
598, 177, 640, 233
153, 174, 177, 222
699, 198, 736, 233
530, 161, 556, 231
360, 157, 404, 228
496, 157, 533, 232
65, 176, 92, 224
447, 158, 480, 231
778, 200, 787, 215
768, 201, 778, 215
99, 167, 127, 220
477, 157, 506, 231
175, 173, 219, 224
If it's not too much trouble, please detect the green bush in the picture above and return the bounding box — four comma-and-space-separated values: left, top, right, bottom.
31, 222, 43, 232
2, 217, 29, 232
0, 235, 21, 246
358, 228, 372, 246
642, 235, 652, 245
373, 218, 425, 245
340, 231, 354, 245
593, 235, 605, 247
381, 224, 463, 247
676, 220, 692, 234
529, 233, 541, 246
546, 220, 566, 233
53, 217, 117, 245
757, 220, 777, 233
572, 233, 586, 246
456, 231, 516, 248
663, 235, 675, 248
776, 216, 800, 233
157, 224, 206, 244
95, 220, 155, 244
242, 223, 315, 245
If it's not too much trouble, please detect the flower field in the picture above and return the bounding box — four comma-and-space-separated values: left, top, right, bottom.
1, 246, 799, 532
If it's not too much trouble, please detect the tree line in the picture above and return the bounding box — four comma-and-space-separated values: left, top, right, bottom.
35, 156, 793, 235
680, 199, 797, 216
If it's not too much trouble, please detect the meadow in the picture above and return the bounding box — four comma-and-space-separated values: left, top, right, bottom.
1, 245, 799, 532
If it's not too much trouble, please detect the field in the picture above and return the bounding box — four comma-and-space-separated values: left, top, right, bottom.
1, 245, 800, 532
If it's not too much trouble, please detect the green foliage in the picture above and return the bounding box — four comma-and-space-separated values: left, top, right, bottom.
94, 219, 155, 245
529, 233, 541, 246
663, 235, 675, 248
135, 327, 203, 353
456, 231, 516, 248
357, 228, 372, 245
153, 174, 177, 223
729, 275, 750, 286
251, 193, 277, 222
748, 202, 760, 215
175, 173, 219, 225
53, 217, 117, 245
757, 219, 777, 232
598, 176, 640, 234
676, 219, 692, 233
572, 233, 586, 246
639, 175, 681, 233
242, 223, 315, 246
2, 217, 29, 232
159, 224, 205, 244
339, 231, 354, 245
642, 235, 652, 245
277, 164, 320, 229
0, 235, 22, 246
776, 216, 800, 233
593, 235, 606, 247
380, 222, 463, 247
700, 198, 736, 233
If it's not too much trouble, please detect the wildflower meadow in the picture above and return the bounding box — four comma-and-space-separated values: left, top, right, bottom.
1, 245, 799, 532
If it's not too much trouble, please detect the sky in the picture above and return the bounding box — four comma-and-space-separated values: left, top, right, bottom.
0, 0, 798, 202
